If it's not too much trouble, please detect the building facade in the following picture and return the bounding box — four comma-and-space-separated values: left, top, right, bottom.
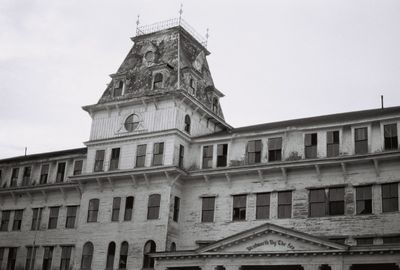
0, 18, 400, 270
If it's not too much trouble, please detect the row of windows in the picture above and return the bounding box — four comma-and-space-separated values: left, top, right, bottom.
0, 160, 83, 188
0, 245, 73, 270
200, 183, 399, 222
86, 195, 180, 223
201, 123, 399, 168
0, 206, 78, 232
81, 240, 157, 270
93, 142, 165, 172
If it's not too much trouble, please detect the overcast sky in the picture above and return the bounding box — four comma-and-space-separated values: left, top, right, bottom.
1, 0, 399, 158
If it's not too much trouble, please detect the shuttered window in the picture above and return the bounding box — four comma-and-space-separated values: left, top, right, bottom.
382, 183, 399, 212
256, 193, 270, 219
309, 189, 326, 217
327, 130, 340, 157
329, 187, 345, 215
48, 207, 59, 229
40, 164, 49, 184
152, 142, 164, 166
278, 191, 292, 219
124, 196, 134, 221
384, 124, 398, 150
87, 199, 99, 222
305, 133, 317, 158
202, 145, 213, 169
147, 194, 161, 220
246, 140, 262, 164
355, 127, 368, 154
268, 137, 282, 162
356, 186, 372, 215
56, 162, 66, 182
94, 150, 105, 172
136, 144, 147, 168
217, 144, 228, 167
111, 197, 121, 222
66, 206, 78, 228
109, 148, 120, 171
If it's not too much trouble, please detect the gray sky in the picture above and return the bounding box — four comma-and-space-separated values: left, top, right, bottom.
1, 0, 400, 158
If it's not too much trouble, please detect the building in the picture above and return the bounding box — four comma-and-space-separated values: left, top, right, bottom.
0, 18, 400, 270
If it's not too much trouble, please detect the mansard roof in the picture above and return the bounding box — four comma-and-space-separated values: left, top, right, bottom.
96, 21, 224, 118
195, 105, 400, 140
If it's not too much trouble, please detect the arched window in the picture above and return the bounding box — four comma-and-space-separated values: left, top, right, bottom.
147, 194, 161, 220
87, 199, 99, 222
153, 73, 163, 89
81, 242, 94, 270
170, 242, 176, 251
119, 241, 129, 269
114, 81, 124, 97
184, 115, 191, 134
212, 98, 219, 113
105, 242, 116, 270
142, 240, 156, 269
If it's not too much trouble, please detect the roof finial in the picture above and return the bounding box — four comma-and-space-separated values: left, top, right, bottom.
179, 4, 183, 24
136, 14, 140, 35
205, 28, 210, 48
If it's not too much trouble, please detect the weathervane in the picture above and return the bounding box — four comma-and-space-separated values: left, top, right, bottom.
205, 28, 210, 48
136, 14, 140, 34
179, 4, 183, 25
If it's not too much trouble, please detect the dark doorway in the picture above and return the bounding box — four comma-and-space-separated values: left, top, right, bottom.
351, 264, 399, 270
242, 266, 303, 270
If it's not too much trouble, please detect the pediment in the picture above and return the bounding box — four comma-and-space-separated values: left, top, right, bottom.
197, 223, 347, 254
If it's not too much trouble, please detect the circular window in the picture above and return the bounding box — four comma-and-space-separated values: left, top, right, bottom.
145, 51, 155, 62
124, 114, 140, 132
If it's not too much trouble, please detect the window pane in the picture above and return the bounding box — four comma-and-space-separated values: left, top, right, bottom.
112, 197, 121, 221
256, 193, 270, 219
124, 196, 134, 221
278, 191, 292, 219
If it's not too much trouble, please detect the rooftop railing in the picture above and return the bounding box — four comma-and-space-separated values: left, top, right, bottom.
136, 18, 207, 47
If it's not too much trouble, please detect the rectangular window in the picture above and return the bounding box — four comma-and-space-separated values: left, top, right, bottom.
31, 208, 43, 230
305, 133, 318, 158
87, 199, 100, 222
309, 189, 326, 217
384, 124, 398, 150
56, 162, 66, 182
173, 196, 180, 222
0, 210, 11, 231
278, 191, 292, 219
327, 130, 340, 157
217, 144, 228, 167
382, 236, 400, 244
232, 195, 246, 221
22, 166, 31, 186
65, 206, 78, 229
179, 145, 185, 168
246, 140, 262, 164
152, 142, 164, 166
7, 247, 17, 270
124, 196, 134, 221
94, 150, 105, 172
256, 193, 270, 219
73, 160, 83, 175
0, 169, 3, 188
60, 246, 72, 270
10, 168, 19, 187
12, 210, 23, 231
135, 144, 147, 168
40, 164, 49, 184
111, 197, 121, 222
268, 137, 282, 162
355, 127, 368, 154
25, 246, 38, 270
382, 183, 399, 212
201, 197, 215, 223
356, 185, 372, 215
356, 238, 373, 246
109, 148, 120, 171
147, 194, 161, 220
42, 246, 54, 270
48, 207, 59, 229
202, 145, 213, 169
0, 247, 3, 269
328, 187, 345, 215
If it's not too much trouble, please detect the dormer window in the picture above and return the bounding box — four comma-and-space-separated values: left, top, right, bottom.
114, 81, 124, 97
184, 115, 191, 134
189, 78, 196, 96
212, 98, 219, 114
153, 73, 163, 89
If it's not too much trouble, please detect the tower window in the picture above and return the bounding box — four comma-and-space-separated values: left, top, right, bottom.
136, 144, 147, 168
147, 194, 161, 220
124, 114, 140, 132
73, 160, 83, 176
153, 73, 163, 89
202, 145, 213, 169
173, 196, 180, 222
212, 98, 219, 113
178, 145, 184, 168
184, 115, 191, 134
114, 81, 124, 97
94, 150, 105, 172
216, 144, 228, 167
152, 142, 164, 166
189, 78, 196, 95
109, 148, 120, 171
246, 140, 262, 164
